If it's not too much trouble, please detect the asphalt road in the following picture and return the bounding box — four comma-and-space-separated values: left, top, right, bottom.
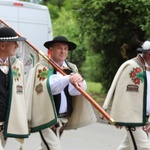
5, 121, 125, 150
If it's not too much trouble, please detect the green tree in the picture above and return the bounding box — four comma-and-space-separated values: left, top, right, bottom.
42, 0, 64, 8
20, 0, 86, 73
76, 0, 150, 91
45, 0, 86, 73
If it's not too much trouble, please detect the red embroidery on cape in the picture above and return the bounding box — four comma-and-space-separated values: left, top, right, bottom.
129, 67, 144, 85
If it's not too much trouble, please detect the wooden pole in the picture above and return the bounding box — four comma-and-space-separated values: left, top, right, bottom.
0, 19, 115, 125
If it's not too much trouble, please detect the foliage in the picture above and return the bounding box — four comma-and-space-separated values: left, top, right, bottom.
21, 0, 150, 92
81, 52, 101, 81
86, 81, 105, 103
75, 0, 150, 91
86, 81, 104, 94
44, 0, 86, 73
42, 0, 64, 8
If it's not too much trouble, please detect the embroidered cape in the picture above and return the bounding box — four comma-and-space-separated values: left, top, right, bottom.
4, 57, 29, 138
103, 56, 147, 126
27, 59, 97, 132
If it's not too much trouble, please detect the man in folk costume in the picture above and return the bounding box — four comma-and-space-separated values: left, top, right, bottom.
102, 38, 150, 150
26, 35, 97, 150
0, 27, 29, 149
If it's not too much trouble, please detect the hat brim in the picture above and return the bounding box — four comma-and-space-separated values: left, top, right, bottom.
137, 48, 150, 52
0, 36, 26, 42
44, 41, 76, 51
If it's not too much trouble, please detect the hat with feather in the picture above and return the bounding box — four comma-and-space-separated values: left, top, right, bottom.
132, 35, 150, 52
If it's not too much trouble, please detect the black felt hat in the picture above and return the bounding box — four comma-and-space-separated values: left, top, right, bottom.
0, 27, 26, 41
44, 35, 76, 51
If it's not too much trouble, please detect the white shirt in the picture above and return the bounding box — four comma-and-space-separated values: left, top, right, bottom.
146, 63, 150, 114
0, 58, 9, 74
141, 54, 150, 114
49, 61, 87, 113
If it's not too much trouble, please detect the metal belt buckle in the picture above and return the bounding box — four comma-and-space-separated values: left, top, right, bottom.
58, 112, 68, 118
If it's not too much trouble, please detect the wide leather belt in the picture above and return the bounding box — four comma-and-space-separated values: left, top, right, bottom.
58, 112, 68, 118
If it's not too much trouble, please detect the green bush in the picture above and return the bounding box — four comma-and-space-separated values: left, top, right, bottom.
86, 81, 106, 103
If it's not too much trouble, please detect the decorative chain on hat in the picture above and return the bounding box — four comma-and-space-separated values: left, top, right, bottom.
0, 27, 26, 41
0, 36, 19, 40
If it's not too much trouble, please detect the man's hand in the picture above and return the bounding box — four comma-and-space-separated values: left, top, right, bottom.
69, 73, 83, 85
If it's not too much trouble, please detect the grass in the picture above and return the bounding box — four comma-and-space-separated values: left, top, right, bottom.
86, 81, 106, 104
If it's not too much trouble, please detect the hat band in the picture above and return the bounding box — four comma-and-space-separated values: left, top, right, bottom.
0, 36, 19, 40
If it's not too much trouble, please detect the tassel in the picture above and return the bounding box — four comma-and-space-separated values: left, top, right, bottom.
16, 138, 24, 150
19, 145, 23, 150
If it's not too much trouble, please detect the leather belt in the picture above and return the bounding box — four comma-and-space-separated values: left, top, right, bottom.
58, 112, 68, 118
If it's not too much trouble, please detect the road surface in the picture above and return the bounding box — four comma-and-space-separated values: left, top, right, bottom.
5, 122, 125, 150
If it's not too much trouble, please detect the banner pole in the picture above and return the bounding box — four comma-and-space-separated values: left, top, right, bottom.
0, 19, 115, 125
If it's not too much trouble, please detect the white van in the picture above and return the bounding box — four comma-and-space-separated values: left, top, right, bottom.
0, 0, 53, 54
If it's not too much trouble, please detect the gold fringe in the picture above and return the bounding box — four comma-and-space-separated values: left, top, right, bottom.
19, 145, 23, 150
16, 138, 24, 150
